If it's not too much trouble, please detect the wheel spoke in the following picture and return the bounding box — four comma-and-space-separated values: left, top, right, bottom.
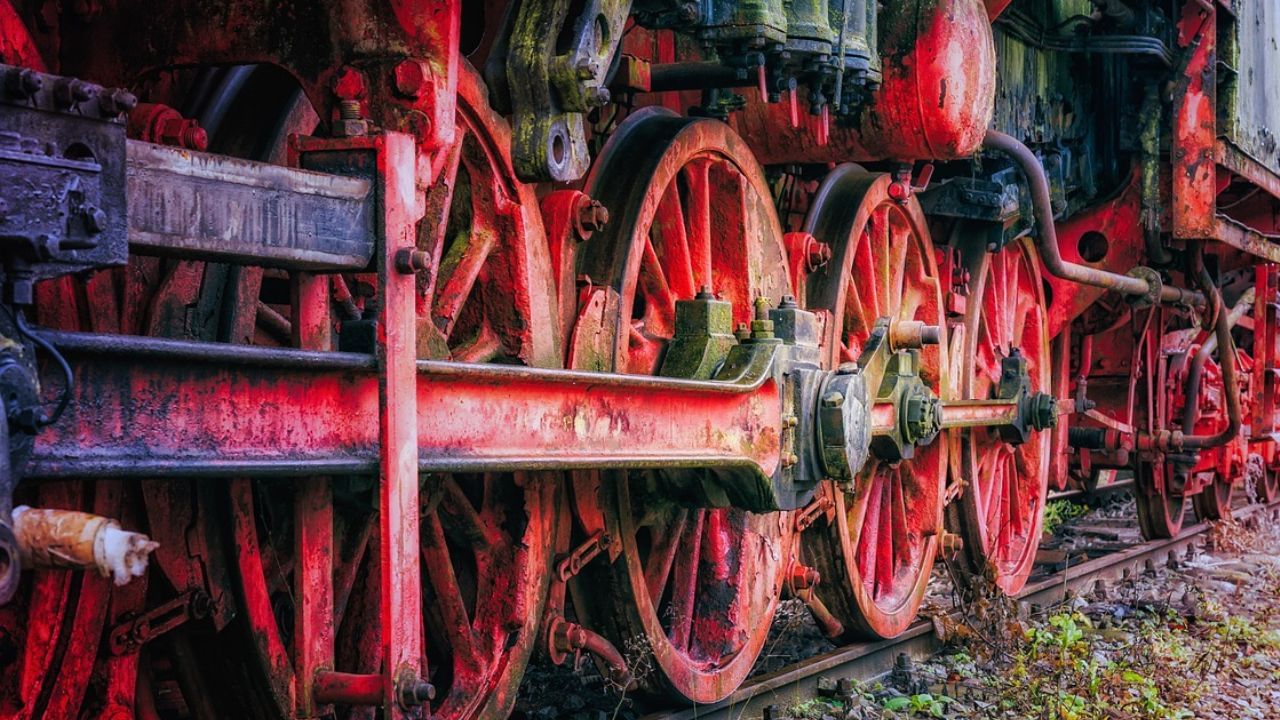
653, 184, 698, 298
682, 160, 715, 288
856, 471, 884, 590
640, 238, 677, 337
440, 475, 499, 550
421, 511, 478, 664
668, 510, 705, 652
419, 128, 467, 312
644, 508, 689, 605
432, 198, 498, 338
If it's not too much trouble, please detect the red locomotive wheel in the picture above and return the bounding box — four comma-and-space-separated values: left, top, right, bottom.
1135, 321, 1187, 540
568, 109, 794, 703
1259, 458, 1280, 504
229, 64, 560, 720
800, 168, 948, 639
948, 238, 1051, 595
1135, 459, 1187, 539
1193, 472, 1234, 521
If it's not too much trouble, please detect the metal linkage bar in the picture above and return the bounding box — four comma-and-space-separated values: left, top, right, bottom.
27, 332, 781, 483
126, 140, 375, 270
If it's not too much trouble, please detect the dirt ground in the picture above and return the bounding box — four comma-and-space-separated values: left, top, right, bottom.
511, 497, 1280, 720
784, 502, 1280, 720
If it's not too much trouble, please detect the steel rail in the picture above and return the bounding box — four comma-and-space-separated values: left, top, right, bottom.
641, 499, 1280, 720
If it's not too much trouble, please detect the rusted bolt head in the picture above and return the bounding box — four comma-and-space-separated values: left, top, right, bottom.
586, 86, 611, 108
395, 674, 435, 708
395, 248, 431, 274
54, 78, 93, 108
789, 564, 819, 590
574, 196, 610, 238
550, 619, 587, 653
6, 68, 42, 98
331, 66, 367, 101
99, 88, 137, 116
887, 180, 911, 203
805, 240, 832, 271
939, 531, 963, 555
393, 59, 431, 98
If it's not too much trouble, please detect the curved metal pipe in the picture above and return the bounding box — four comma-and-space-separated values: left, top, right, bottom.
577, 625, 633, 689
1179, 244, 1243, 449
981, 130, 1206, 307
1181, 286, 1254, 435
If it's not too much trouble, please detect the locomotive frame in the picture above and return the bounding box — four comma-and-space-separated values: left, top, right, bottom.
1, 0, 1279, 718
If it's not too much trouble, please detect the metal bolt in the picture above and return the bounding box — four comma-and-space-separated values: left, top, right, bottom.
788, 563, 819, 590
6, 68, 42, 98
395, 248, 431, 274
586, 87, 611, 108
98, 88, 137, 116
823, 392, 844, 408
805, 240, 832, 271
331, 66, 367, 101
53, 78, 92, 108
575, 197, 610, 235
82, 206, 108, 234
939, 531, 963, 555
395, 672, 436, 708
784, 415, 798, 428
334, 100, 368, 137
393, 59, 431, 98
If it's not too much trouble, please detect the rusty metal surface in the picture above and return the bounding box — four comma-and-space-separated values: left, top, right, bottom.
126, 140, 374, 269
1221, 0, 1280, 179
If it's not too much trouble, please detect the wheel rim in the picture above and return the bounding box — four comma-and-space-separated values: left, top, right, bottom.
1193, 472, 1233, 521
1136, 459, 1186, 539
569, 109, 793, 703
230, 64, 559, 720
952, 238, 1050, 594
800, 168, 947, 639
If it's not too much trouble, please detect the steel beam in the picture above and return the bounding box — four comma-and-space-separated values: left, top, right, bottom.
126, 140, 374, 270
27, 332, 781, 482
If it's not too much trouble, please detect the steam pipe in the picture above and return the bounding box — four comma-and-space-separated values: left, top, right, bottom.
1181, 286, 1254, 435
1179, 243, 1243, 449
981, 130, 1206, 307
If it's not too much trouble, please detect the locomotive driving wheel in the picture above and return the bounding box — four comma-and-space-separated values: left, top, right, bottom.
948, 237, 1051, 594
1193, 471, 1234, 520
800, 167, 948, 639
1135, 315, 1187, 540
229, 64, 560, 720
567, 109, 794, 703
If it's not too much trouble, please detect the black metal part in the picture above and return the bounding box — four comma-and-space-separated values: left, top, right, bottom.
0, 64, 129, 306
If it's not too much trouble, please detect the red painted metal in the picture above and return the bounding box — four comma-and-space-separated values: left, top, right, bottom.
8, 0, 1280, 713
567, 109, 794, 704
1172, 0, 1218, 239
731, 0, 996, 165
948, 238, 1051, 595
800, 168, 946, 639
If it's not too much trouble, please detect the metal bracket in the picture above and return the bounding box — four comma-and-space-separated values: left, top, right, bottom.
555, 530, 611, 582
108, 589, 212, 655
506, 0, 631, 181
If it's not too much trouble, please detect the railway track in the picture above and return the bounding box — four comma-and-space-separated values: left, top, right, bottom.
642, 498, 1280, 720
